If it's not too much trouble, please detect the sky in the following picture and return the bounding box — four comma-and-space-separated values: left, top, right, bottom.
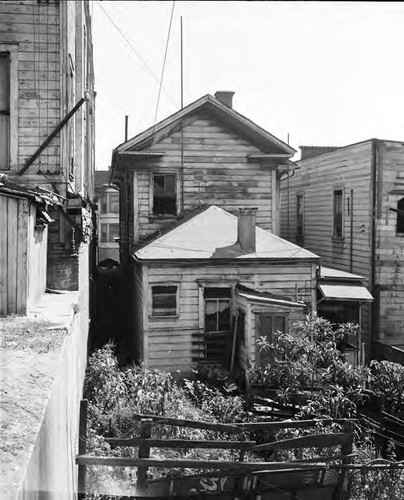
91, 1, 404, 169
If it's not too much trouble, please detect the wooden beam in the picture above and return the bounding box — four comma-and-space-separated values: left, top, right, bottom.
239, 419, 356, 431
106, 438, 256, 450
253, 433, 351, 452
129, 414, 241, 433
18, 97, 86, 176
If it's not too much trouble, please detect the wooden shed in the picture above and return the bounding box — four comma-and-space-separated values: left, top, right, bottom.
0, 184, 54, 315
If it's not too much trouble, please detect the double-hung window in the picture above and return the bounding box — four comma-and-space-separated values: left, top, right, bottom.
152, 173, 177, 216
101, 192, 119, 214
296, 193, 304, 240
204, 288, 231, 333
100, 223, 119, 243
333, 189, 343, 239
397, 198, 404, 235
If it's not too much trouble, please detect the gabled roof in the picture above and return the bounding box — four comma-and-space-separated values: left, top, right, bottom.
134, 205, 318, 262
115, 94, 296, 156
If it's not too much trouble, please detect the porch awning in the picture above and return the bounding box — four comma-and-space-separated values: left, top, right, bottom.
318, 284, 373, 302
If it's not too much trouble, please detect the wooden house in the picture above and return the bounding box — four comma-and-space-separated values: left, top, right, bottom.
111, 92, 320, 373
280, 139, 404, 361
0, 0, 96, 292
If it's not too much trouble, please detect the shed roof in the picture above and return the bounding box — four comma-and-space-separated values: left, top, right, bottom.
134, 206, 319, 262
320, 267, 365, 282
318, 284, 373, 303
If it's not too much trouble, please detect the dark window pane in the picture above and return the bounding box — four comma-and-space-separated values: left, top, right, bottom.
273, 316, 285, 333
153, 174, 177, 215
109, 223, 119, 242
397, 198, 404, 234
217, 300, 231, 330
0, 53, 10, 112
204, 287, 232, 299
333, 190, 343, 238
101, 195, 108, 213
296, 194, 304, 236
152, 286, 177, 316
100, 223, 108, 242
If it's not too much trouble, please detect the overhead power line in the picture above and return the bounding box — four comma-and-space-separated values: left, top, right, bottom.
95, 0, 177, 106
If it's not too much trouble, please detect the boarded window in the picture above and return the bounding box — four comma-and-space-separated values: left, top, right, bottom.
296, 193, 304, 237
100, 223, 119, 243
152, 285, 177, 316
204, 288, 231, 332
0, 53, 10, 168
397, 198, 404, 235
153, 174, 177, 216
333, 189, 343, 238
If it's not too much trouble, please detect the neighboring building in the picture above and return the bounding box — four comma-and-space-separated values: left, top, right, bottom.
111, 91, 320, 372
95, 170, 119, 262
280, 139, 404, 360
0, 0, 96, 294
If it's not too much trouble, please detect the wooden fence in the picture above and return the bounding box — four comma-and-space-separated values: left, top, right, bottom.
77, 400, 355, 499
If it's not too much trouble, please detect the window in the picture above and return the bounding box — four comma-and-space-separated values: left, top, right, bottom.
100, 223, 119, 243
101, 192, 119, 214
296, 193, 304, 237
204, 288, 231, 332
333, 189, 343, 238
153, 174, 177, 216
0, 45, 17, 170
151, 285, 177, 316
397, 198, 404, 235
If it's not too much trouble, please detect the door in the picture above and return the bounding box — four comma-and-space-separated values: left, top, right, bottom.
256, 314, 286, 368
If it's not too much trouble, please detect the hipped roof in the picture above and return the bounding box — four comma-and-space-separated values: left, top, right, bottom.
134, 205, 318, 262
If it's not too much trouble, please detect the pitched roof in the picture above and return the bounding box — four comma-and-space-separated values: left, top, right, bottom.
115, 94, 296, 156
134, 205, 318, 261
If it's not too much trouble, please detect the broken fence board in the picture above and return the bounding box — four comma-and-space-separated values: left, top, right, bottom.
253, 432, 351, 452
106, 437, 256, 450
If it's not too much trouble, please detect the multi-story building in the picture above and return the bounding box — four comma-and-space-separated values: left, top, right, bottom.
280, 139, 404, 361
95, 170, 119, 262
0, 0, 96, 295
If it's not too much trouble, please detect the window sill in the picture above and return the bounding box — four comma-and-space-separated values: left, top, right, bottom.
148, 315, 179, 322
331, 237, 344, 243
148, 215, 180, 221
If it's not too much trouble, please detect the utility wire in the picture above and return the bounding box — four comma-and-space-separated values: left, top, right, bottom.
95, 0, 177, 106
152, 0, 176, 127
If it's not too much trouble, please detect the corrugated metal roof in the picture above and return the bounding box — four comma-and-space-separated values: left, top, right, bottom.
318, 284, 373, 302
135, 206, 319, 261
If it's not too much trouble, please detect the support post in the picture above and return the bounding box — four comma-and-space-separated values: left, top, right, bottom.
136, 418, 153, 494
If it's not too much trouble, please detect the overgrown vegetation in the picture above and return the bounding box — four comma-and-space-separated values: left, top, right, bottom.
84, 314, 404, 499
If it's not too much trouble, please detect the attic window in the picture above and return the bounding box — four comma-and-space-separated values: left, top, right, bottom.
152, 174, 177, 216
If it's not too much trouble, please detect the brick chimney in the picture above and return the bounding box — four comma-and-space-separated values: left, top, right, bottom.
237, 207, 258, 252
214, 91, 235, 108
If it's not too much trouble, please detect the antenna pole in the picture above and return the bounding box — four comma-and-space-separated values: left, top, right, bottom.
125, 115, 128, 142
180, 16, 184, 109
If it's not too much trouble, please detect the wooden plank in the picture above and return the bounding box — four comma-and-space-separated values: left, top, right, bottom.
253, 433, 351, 452
76, 456, 334, 471
78, 400, 88, 499
130, 414, 241, 434
6, 197, 18, 313
0, 195, 7, 315
239, 419, 356, 431
17, 199, 29, 313
137, 419, 152, 494
107, 437, 256, 450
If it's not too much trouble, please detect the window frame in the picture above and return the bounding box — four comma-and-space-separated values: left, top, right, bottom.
149, 283, 179, 319
101, 191, 119, 214
100, 222, 119, 244
204, 287, 232, 333
332, 187, 344, 240
296, 192, 304, 238
0, 44, 18, 171
149, 171, 180, 218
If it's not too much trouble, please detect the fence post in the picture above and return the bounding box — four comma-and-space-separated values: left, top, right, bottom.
136, 418, 153, 494
338, 420, 354, 500
78, 399, 88, 499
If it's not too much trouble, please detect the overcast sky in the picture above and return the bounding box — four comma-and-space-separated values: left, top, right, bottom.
92, 1, 404, 169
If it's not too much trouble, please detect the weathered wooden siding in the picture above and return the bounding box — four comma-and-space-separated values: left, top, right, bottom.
133, 262, 144, 363
0, 193, 47, 315
140, 261, 317, 373
0, 0, 61, 180
279, 141, 374, 335
375, 140, 404, 345
133, 110, 276, 243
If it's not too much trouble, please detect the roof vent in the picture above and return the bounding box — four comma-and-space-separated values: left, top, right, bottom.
214, 91, 235, 108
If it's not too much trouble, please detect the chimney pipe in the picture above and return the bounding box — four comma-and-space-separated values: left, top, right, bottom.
237, 207, 258, 252
125, 115, 129, 142
214, 91, 235, 108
